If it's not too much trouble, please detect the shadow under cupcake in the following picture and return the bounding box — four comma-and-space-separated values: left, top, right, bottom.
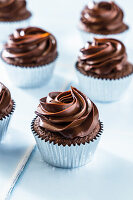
31, 86, 103, 168
1, 26, 58, 88
75, 38, 133, 102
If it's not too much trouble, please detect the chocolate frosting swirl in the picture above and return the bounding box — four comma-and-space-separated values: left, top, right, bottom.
2, 27, 58, 66
77, 38, 127, 75
35, 87, 99, 139
0, 82, 12, 119
0, 0, 31, 21
80, 1, 128, 34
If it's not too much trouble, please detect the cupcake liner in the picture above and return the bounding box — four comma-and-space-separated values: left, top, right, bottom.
79, 29, 128, 44
31, 118, 103, 169
0, 17, 31, 43
76, 69, 133, 102
1, 59, 57, 88
0, 100, 15, 142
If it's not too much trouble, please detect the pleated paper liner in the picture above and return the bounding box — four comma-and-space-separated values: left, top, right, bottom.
75, 67, 133, 102
1, 56, 58, 88
78, 23, 129, 44
31, 117, 103, 168
0, 100, 16, 142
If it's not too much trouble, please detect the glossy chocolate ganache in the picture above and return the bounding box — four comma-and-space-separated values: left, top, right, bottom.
0, 82, 13, 119
80, 1, 128, 35
2, 27, 58, 66
34, 87, 101, 144
76, 38, 133, 79
0, 0, 31, 22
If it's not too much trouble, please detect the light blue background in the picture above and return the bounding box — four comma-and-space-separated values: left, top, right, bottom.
0, 0, 133, 199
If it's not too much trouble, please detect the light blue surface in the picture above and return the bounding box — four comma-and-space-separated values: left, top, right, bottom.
0, 0, 133, 199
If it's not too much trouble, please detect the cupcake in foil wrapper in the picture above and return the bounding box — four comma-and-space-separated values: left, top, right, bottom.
31, 87, 103, 168
79, 1, 129, 44
0, 82, 15, 142
1, 27, 58, 88
0, 0, 31, 43
76, 38, 133, 102
31, 118, 103, 169
0, 100, 15, 142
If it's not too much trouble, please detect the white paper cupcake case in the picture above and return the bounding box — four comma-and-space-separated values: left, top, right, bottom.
1, 60, 56, 88
0, 17, 31, 43
79, 29, 128, 44
0, 100, 15, 142
76, 69, 133, 102
31, 118, 103, 169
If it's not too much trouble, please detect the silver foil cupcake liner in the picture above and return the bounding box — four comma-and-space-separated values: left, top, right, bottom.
0, 17, 31, 43
31, 118, 103, 169
0, 100, 15, 142
1, 60, 57, 88
76, 69, 133, 102
79, 29, 128, 44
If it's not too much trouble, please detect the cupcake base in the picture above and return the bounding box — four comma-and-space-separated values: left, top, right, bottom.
76, 68, 133, 102
31, 118, 103, 168
1, 60, 57, 88
0, 100, 15, 142
79, 27, 128, 44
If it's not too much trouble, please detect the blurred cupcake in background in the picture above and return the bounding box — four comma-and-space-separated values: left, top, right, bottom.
31, 86, 103, 168
0, 0, 31, 43
79, 1, 128, 43
0, 82, 15, 142
1, 27, 58, 88
75, 38, 133, 102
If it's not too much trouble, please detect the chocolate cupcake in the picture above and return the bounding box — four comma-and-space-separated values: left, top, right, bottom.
76, 38, 133, 102
1, 27, 58, 88
79, 1, 128, 43
0, 82, 15, 142
0, 0, 31, 42
31, 87, 103, 168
